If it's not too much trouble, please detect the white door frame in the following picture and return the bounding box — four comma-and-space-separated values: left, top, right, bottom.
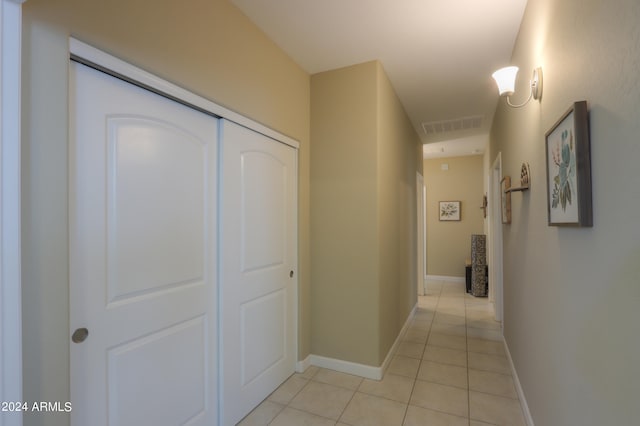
422, 185, 427, 288
416, 173, 425, 296
1, 2, 26, 425
488, 153, 504, 324
69, 39, 299, 150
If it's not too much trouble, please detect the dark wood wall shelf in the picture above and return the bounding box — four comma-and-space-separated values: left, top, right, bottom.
505, 184, 529, 193
504, 163, 531, 194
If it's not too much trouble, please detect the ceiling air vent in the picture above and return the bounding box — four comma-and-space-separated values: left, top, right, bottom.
422, 115, 483, 136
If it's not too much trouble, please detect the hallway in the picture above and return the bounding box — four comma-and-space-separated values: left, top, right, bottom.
239, 280, 527, 426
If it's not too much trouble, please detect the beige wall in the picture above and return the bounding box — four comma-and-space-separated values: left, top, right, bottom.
376, 63, 422, 362
21, 1, 309, 425
311, 61, 421, 366
423, 156, 484, 277
310, 62, 380, 365
490, 0, 640, 424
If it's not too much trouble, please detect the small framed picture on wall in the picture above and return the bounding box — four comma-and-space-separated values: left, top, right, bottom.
439, 201, 461, 221
545, 101, 592, 227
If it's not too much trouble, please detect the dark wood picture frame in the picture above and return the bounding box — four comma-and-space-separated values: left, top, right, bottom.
544, 101, 592, 227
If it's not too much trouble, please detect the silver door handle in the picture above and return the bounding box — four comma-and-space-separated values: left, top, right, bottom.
72, 328, 89, 343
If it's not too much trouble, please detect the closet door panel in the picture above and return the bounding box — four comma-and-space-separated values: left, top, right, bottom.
219, 120, 297, 426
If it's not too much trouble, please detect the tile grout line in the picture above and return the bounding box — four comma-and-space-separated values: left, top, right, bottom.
335, 387, 358, 425
278, 370, 314, 424
264, 401, 286, 426
402, 280, 440, 426
401, 281, 439, 426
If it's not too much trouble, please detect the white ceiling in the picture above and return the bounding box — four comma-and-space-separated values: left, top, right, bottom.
230, 0, 528, 158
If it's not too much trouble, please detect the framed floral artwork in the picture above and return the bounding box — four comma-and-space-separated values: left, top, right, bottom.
439, 201, 461, 221
545, 101, 592, 227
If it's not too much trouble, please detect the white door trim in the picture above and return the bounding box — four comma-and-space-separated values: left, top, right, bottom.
69, 38, 299, 150
489, 153, 504, 325
416, 173, 425, 296
1, 2, 26, 425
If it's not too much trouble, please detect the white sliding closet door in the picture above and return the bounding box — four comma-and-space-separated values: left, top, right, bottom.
69, 62, 218, 426
219, 120, 297, 426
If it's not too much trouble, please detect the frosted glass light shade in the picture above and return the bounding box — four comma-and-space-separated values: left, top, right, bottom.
492, 66, 519, 96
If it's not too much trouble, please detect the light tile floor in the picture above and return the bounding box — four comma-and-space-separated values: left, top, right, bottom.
238, 280, 527, 426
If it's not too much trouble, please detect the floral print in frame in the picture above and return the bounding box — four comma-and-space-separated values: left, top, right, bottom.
545, 101, 592, 227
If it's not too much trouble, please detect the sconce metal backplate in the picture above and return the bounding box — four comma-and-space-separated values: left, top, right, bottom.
532, 67, 543, 101
520, 162, 531, 187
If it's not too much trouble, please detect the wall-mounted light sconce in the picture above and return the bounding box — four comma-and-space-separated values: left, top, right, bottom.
492, 66, 543, 108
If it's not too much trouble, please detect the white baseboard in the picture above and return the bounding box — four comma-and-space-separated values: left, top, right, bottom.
297, 304, 417, 380
426, 274, 465, 283
296, 354, 312, 374
378, 303, 416, 376
308, 354, 382, 380
503, 339, 535, 426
